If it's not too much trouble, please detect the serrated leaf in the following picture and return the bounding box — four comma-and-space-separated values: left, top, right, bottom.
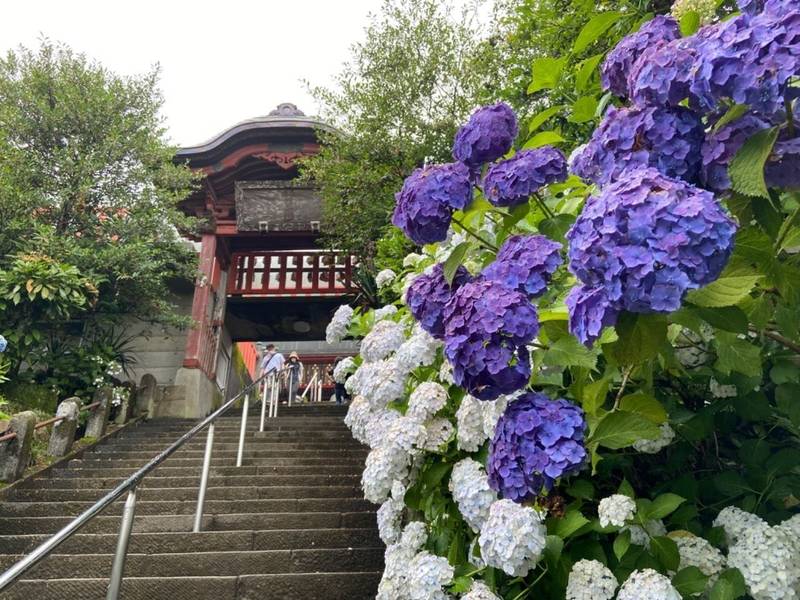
687, 274, 762, 307
651, 535, 681, 572
591, 410, 660, 449
538, 214, 575, 240
608, 312, 667, 365
713, 104, 749, 132
619, 393, 667, 424
613, 529, 631, 560
523, 130, 565, 149
566, 479, 595, 500
528, 105, 565, 133
575, 54, 604, 92
679, 10, 701, 36
714, 331, 762, 377
550, 508, 590, 538
709, 569, 747, 600
573, 12, 624, 53
673, 566, 709, 595
569, 95, 598, 123
528, 57, 567, 93
648, 493, 686, 519
729, 126, 779, 198
443, 242, 469, 285
618, 479, 635, 498
581, 376, 610, 416
543, 335, 598, 370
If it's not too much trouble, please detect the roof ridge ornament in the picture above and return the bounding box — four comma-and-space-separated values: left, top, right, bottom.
268, 103, 305, 117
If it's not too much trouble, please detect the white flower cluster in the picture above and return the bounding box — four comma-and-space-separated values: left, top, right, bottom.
598, 494, 636, 528
403, 253, 425, 268
710, 377, 737, 398
617, 569, 681, 600
433, 230, 467, 262
439, 361, 455, 384
366, 409, 402, 449
377, 480, 406, 545
671, 0, 717, 24
362, 416, 426, 503
669, 532, 726, 583
713, 506, 767, 546
423, 418, 454, 452
461, 581, 501, 600
408, 382, 448, 422
111, 386, 129, 407
566, 559, 618, 600
361, 320, 406, 363
376, 268, 397, 289
333, 356, 356, 384
478, 499, 547, 577
449, 458, 497, 533
374, 304, 399, 321
633, 423, 675, 454
351, 359, 407, 409
396, 325, 441, 372
325, 304, 354, 344
106, 361, 123, 378
344, 396, 373, 444
408, 551, 454, 600
626, 519, 666, 548
455, 394, 511, 452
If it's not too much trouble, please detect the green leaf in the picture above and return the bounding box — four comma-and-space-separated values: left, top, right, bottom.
538, 214, 576, 240
544, 534, 564, 567
422, 462, 452, 489
713, 104, 750, 132
591, 410, 660, 449
568, 95, 599, 123
729, 126, 779, 198
687, 274, 761, 307
673, 566, 709, 596
692, 305, 749, 334
709, 569, 747, 600
528, 105, 565, 133
443, 242, 469, 285
618, 479, 635, 498
523, 130, 566, 149
448, 576, 472, 594
679, 11, 701, 36
575, 54, 604, 92
713, 471, 751, 497
648, 493, 686, 520
581, 376, 610, 416
550, 508, 590, 538
613, 529, 631, 560
573, 12, 624, 53
619, 393, 668, 424
650, 536, 680, 572
608, 312, 667, 365
543, 336, 598, 370
528, 57, 567, 93
714, 331, 762, 377
566, 479, 595, 500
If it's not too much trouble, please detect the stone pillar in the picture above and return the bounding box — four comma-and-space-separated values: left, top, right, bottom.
47, 398, 80, 457
114, 383, 136, 425
135, 374, 158, 418
85, 387, 112, 439
0, 411, 37, 482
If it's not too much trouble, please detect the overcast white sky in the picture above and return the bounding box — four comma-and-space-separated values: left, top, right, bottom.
0, 0, 379, 146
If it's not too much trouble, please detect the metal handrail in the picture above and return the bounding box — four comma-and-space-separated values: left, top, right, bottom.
0, 369, 280, 598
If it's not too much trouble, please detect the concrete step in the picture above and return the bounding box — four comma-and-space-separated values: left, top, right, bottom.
1, 572, 381, 600
64, 456, 366, 469
0, 511, 376, 535
89, 441, 360, 453
48, 464, 362, 479
21, 473, 361, 490
76, 449, 368, 460
0, 528, 381, 554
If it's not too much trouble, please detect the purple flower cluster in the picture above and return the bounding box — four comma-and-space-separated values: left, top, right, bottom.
453, 103, 518, 167
442, 278, 539, 400
570, 106, 704, 186
701, 115, 771, 191
482, 147, 567, 208
628, 35, 704, 109
566, 286, 619, 349
487, 392, 586, 502
601, 16, 681, 98
406, 263, 472, 339
566, 168, 737, 345
481, 235, 563, 299
392, 162, 472, 245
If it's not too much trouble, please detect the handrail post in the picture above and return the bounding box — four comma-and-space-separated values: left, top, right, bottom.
259, 377, 268, 432
192, 422, 215, 533
270, 375, 278, 419
236, 393, 249, 467
106, 487, 138, 600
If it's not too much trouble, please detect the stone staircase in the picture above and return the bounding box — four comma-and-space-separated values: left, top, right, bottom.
0, 404, 382, 599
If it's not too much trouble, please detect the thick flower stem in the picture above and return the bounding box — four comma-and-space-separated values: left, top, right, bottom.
450, 216, 499, 252
613, 366, 634, 410
532, 193, 556, 220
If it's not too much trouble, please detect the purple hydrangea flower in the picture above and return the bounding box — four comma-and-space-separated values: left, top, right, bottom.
481, 235, 563, 298
481, 147, 567, 208
766, 137, 800, 189
487, 392, 587, 503
628, 35, 706, 109
701, 114, 771, 191
392, 162, 472, 245
737, 0, 764, 14
566, 168, 737, 345
601, 16, 681, 98
406, 263, 472, 340
569, 106, 704, 186
443, 278, 539, 400
565, 286, 619, 347
453, 103, 518, 168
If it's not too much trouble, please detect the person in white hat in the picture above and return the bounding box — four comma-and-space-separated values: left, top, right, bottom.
284, 351, 304, 405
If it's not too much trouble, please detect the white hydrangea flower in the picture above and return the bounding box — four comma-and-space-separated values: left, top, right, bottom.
326, 304, 354, 344
423, 418, 455, 452
407, 551, 454, 600
633, 423, 675, 454
396, 325, 442, 373
468, 537, 485, 568
439, 361, 455, 385
375, 304, 399, 321
401, 521, 428, 552
408, 382, 449, 422
461, 581, 501, 600
727, 524, 800, 600
566, 559, 618, 600
669, 532, 726, 583
377, 480, 406, 545
479, 499, 547, 577
386, 416, 427, 456
333, 356, 357, 384
482, 395, 512, 440
402, 272, 421, 306
710, 378, 737, 398
376, 269, 397, 289
365, 408, 402, 449
449, 458, 497, 533
358, 359, 407, 409
671, 0, 717, 24
363, 445, 411, 504
713, 506, 768, 546
778, 513, 800, 538
617, 569, 681, 600
598, 494, 636, 528
361, 320, 406, 363
344, 395, 372, 443
626, 519, 667, 548
434, 230, 467, 261
456, 395, 487, 452
403, 253, 425, 267
674, 329, 710, 369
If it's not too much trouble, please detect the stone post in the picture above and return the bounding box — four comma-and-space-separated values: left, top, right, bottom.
85, 386, 112, 439
47, 398, 80, 457
114, 383, 136, 425
0, 411, 37, 482
135, 374, 158, 418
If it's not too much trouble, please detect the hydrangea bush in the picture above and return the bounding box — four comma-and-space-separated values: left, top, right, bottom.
326, 1, 800, 596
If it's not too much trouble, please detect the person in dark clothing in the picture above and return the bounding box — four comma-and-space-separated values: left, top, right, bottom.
330, 357, 350, 405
